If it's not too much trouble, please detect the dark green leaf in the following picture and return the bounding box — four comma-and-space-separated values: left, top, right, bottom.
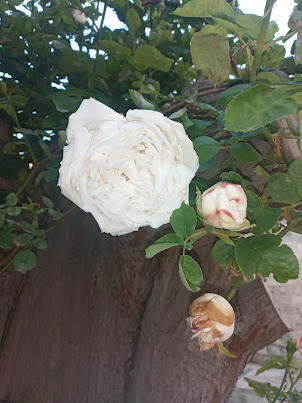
42, 196, 54, 208
5, 193, 17, 207
235, 234, 299, 282
211, 239, 234, 269
145, 234, 183, 258
97, 40, 132, 56
0, 231, 14, 249
229, 143, 262, 163
245, 378, 281, 399
256, 356, 286, 375
171, 202, 197, 238
216, 83, 259, 106
129, 45, 173, 72
252, 207, 281, 235
14, 233, 33, 246
179, 255, 203, 292
186, 119, 207, 140
254, 166, 270, 181
288, 159, 302, 195
6, 207, 21, 216
13, 250, 36, 274
225, 85, 297, 132
193, 136, 220, 163
33, 238, 47, 250
39, 140, 51, 159
0, 210, 4, 227
245, 189, 263, 220
21, 221, 34, 233
268, 173, 301, 204
52, 94, 82, 113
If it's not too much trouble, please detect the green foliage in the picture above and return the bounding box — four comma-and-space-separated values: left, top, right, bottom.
178, 255, 203, 292
211, 240, 234, 270
229, 143, 262, 163
193, 137, 220, 163
235, 235, 299, 282
268, 173, 301, 204
171, 202, 197, 238
13, 250, 36, 273
145, 234, 183, 258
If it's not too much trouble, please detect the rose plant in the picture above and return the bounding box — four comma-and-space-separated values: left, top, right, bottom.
0, 0, 302, 362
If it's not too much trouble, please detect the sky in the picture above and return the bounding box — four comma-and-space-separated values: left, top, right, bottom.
103, 0, 297, 55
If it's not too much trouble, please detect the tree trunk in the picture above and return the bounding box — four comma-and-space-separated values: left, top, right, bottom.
0, 209, 291, 403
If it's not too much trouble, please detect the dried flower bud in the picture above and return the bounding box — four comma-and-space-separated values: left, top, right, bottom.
72, 9, 86, 25
187, 293, 235, 351
197, 182, 248, 230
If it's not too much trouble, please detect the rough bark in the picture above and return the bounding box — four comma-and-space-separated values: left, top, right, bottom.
0, 209, 291, 403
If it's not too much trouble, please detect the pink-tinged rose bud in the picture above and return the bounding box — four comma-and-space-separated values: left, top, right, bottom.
197, 182, 248, 230
187, 293, 235, 351
72, 9, 86, 25
295, 337, 302, 350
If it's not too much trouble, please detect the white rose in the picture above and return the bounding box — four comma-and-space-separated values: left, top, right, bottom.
197, 182, 248, 230
72, 9, 86, 25
187, 293, 235, 351
58, 98, 199, 236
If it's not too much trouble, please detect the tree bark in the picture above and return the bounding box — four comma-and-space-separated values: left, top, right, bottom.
0, 209, 291, 403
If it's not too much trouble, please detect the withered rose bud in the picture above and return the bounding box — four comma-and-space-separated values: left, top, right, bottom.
72, 9, 86, 25
197, 182, 248, 230
187, 293, 235, 351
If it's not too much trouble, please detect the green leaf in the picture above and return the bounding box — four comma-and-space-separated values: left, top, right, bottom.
229, 143, 262, 163
186, 119, 207, 140
14, 233, 33, 246
125, 8, 142, 35
32, 238, 47, 250
145, 234, 183, 258
171, 202, 197, 238
225, 85, 297, 132
197, 102, 217, 112
245, 190, 263, 221
236, 15, 278, 42
256, 356, 286, 375
52, 94, 82, 113
179, 255, 203, 292
173, 0, 233, 18
58, 130, 67, 149
268, 173, 301, 204
190, 25, 230, 86
254, 166, 270, 181
13, 250, 36, 274
216, 83, 259, 106
251, 207, 281, 235
129, 90, 155, 110
288, 159, 302, 195
5, 193, 17, 207
219, 343, 236, 358
42, 196, 54, 208
193, 136, 220, 163
39, 140, 51, 159
21, 221, 34, 233
0, 231, 14, 249
0, 210, 4, 227
245, 378, 281, 399
97, 40, 132, 56
235, 234, 299, 282
6, 207, 21, 216
129, 45, 173, 72
211, 239, 234, 269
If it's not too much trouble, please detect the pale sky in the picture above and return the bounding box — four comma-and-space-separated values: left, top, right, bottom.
104, 0, 297, 55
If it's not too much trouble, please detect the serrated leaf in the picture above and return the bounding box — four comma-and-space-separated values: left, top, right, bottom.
288, 159, 302, 195
171, 202, 197, 238
229, 143, 262, 163
145, 234, 183, 258
235, 234, 299, 282
256, 356, 286, 375
13, 250, 36, 274
193, 136, 220, 163
251, 207, 281, 235
173, 0, 233, 18
129, 45, 173, 72
14, 233, 33, 246
236, 14, 278, 42
268, 173, 301, 204
5, 193, 17, 207
216, 83, 259, 106
179, 255, 203, 292
186, 119, 207, 140
211, 239, 234, 269
190, 25, 230, 86
245, 189, 263, 220
225, 85, 297, 132
32, 238, 47, 250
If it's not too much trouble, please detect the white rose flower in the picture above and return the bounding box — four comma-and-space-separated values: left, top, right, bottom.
197, 182, 249, 230
58, 98, 199, 236
187, 293, 235, 351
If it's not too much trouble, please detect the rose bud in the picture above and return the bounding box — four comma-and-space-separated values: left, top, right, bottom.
187, 293, 235, 351
58, 98, 199, 235
72, 9, 86, 25
295, 337, 302, 350
197, 182, 249, 230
